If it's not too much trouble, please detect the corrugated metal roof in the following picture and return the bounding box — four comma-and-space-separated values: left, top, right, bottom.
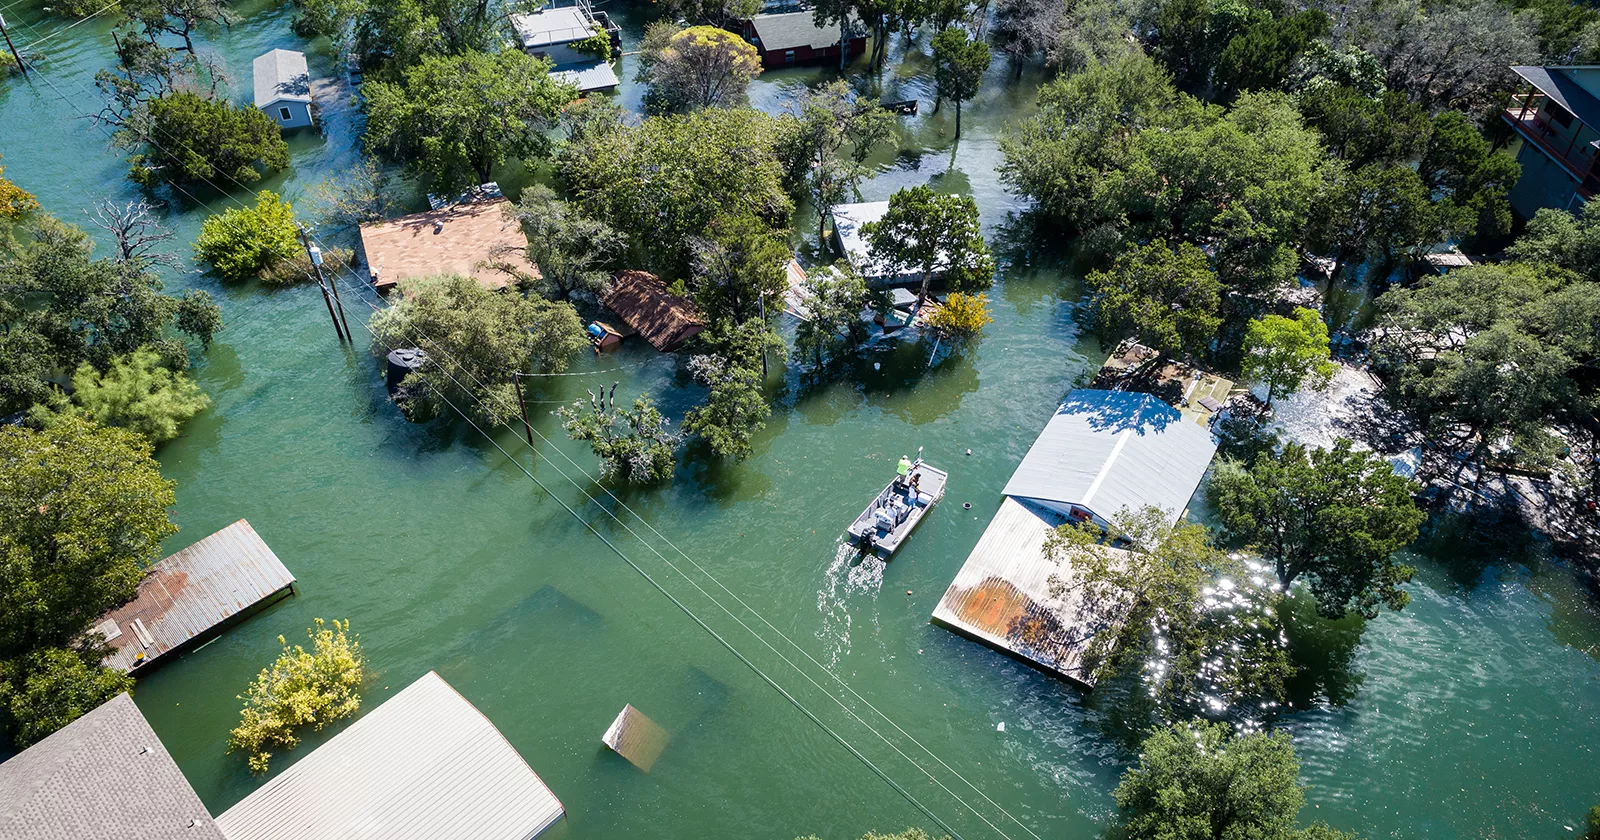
1001, 389, 1216, 525
216, 671, 565, 840
552, 61, 619, 92
601, 704, 670, 772
511, 7, 596, 48
0, 694, 225, 840
252, 49, 311, 108
931, 498, 1130, 687
99, 520, 296, 673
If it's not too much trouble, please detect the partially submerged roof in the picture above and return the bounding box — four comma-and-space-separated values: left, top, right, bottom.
750, 11, 855, 51
0, 694, 225, 840
511, 7, 597, 49
830, 201, 888, 274
98, 519, 296, 673
1513, 65, 1600, 130
931, 497, 1130, 687
601, 704, 670, 772
553, 61, 620, 93
1002, 389, 1217, 524
252, 49, 310, 108
359, 198, 535, 292
216, 671, 565, 840
601, 271, 704, 352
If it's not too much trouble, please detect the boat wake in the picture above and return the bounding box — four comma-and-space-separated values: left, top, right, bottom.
815, 540, 886, 668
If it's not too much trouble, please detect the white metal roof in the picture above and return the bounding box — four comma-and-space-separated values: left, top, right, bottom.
252, 49, 311, 108
216, 671, 565, 840
552, 61, 620, 92
511, 7, 596, 49
1001, 389, 1216, 525
830, 201, 889, 275
932, 497, 1130, 686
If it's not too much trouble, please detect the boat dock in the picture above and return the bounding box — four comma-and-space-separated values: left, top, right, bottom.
96, 519, 296, 673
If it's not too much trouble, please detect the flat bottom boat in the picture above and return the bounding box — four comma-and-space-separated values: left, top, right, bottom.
846, 456, 948, 558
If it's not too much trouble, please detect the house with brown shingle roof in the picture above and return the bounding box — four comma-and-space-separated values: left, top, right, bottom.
600, 271, 704, 352
359, 198, 538, 293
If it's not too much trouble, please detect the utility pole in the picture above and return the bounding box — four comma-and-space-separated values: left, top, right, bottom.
512, 373, 535, 448
297, 225, 347, 343
1, 15, 27, 77
307, 233, 352, 339
758, 292, 768, 378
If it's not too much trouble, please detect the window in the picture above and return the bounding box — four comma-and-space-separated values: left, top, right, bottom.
279, 106, 292, 121
784, 49, 795, 64
1549, 101, 1575, 128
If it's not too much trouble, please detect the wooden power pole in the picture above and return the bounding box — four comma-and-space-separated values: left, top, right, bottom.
1, 15, 27, 77
297, 225, 347, 343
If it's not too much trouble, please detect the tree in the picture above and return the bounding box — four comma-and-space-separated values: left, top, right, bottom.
558, 391, 679, 483
1507, 202, 1600, 282
229, 619, 366, 773
654, 0, 760, 29
1305, 163, 1441, 278
0, 156, 37, 221
684, 351, 770, 460
794, 263, 870, 365
125, 92, 289, 187
559, 107, 792, 279
994, 0, 1062, 77
194, 190, 300, 283
638, 24, 761, 114
508, 185, 622, 301
1295, 88, 1430, 169
862, 185, 995, 312
365, 50, 574, 194
1417, 110, 1520, 245
1086, 241, 1221, 364
1045, 508, 1292, 711
925, 291, 992, 341
368, 275, 587, 426
1215, 10, 1330, 100
1350, 0, 1537, 110
89, 198, 179, 270
37, 349, 211, 442
119, 0, 233, 54
1583, 805, 1600, 840
0, 417, 177, 659
1114, 720, 1358, 840
688, 211, 791, 326
1208, 439, 1426, 619
1241, 308, 1336, 407
931, 26, 990, 138
776, 81, 895, 239
0, 646, 134, 748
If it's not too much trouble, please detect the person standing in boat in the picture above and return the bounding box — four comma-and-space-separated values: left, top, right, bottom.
896, 454, 912, 487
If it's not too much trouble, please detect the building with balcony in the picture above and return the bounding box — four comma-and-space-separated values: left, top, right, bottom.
1503, 65, 1600, 218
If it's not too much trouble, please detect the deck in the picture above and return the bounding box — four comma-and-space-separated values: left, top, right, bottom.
96, 520, 296, 673
931, 498, 1130, 688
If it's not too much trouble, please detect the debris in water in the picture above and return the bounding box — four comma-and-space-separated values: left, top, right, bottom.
906, 590, 913, 595
996, 722, 1005, 732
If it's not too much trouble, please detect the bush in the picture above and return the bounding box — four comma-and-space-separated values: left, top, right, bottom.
570, 24, 612, 61
228, 618, 367, 774
195, 191, 301, 282
927, 291, 993, 339
127, 92, 289, 186
0, 646, 133, 747
40, 348, 211, 442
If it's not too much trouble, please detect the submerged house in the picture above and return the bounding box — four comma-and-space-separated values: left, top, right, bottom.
359, 196, 537, 293
931, 388, 1219, 686
828, 200, 943, 287
0, 673, 566, 840
96, 519, 296, 674
511, 2, 622, 94
252, 48, 313, 129
1503, 65, 1600, 216
601, 270, 705, 352
744, 11, 866, 68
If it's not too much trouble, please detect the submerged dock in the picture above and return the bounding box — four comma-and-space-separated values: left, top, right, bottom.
96, 519, 296, 673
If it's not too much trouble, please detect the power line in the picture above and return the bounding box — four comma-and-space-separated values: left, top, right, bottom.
15, 31, 1037, 838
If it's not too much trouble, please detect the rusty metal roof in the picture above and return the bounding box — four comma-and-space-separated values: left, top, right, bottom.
601, 271, 704, 352
359, 198, 537, 292
932, 497, 1131, 687
216, 672, 565, 840
601, 704, 670, 772
0, 694, 225, 840
98, 519, 295, 673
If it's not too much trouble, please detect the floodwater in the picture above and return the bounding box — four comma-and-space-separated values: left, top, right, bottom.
2, 3, 1599, 838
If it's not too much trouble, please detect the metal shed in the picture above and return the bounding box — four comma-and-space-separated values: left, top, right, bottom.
1001, 389, 1217, 527
216, 671, 565, 840
0, 694, 226, 840
252, 49, 313, 129
97, 519, 296, 674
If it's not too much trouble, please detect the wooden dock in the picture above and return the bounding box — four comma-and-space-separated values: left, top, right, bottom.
95, 520, 296, 673
931, 498, 1130, 688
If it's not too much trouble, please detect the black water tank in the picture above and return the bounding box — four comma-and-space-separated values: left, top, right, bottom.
385, 348, 427, 393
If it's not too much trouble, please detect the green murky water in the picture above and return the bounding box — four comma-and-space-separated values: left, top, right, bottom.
2, 4, 1599, 838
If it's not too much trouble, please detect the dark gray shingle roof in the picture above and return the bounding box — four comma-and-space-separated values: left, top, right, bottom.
0, 694, 224, 840
1512, 66, 1600, 131
750, 11, 858, 52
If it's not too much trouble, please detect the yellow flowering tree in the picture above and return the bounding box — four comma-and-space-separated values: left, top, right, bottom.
926, 291, 993, 340
0, 155, 38, 220
228, 618, 367, 773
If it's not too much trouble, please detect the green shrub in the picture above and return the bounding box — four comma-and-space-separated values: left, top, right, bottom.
45, 348, 211, 443
195, 190, 300, 282
228, 618, 367, 774
126, 92, 289, 186
0, 646, 134, 747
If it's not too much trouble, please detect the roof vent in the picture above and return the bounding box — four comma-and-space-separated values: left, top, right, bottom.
433, 220, 444, 234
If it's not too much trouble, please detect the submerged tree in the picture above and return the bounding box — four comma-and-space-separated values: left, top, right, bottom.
794, 264, 870, 365
931, 25, 991, 137
688, 211, 791, 326
776, 81, 895, 239
0, 156, 38, 221
34, 348, 211, 442
229, 619, 367, 773
193, 190, 300, 283
1241, 307, 1336, 407
509, 185, 622, 302
1209, 439, 1425, 619
558, 390, 679, 483
1086, 241, 1221, 365
124, 92, 289, 187
862, 185, 994, 312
